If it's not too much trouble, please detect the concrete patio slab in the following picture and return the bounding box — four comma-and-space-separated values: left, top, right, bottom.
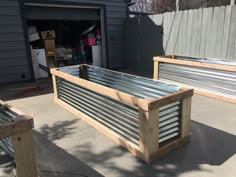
0, 78, 236, 177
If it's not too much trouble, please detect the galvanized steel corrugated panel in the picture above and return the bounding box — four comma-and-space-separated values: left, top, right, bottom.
159, 63, 236, 99
0, 106, 19, 157
57, 65, 181, 145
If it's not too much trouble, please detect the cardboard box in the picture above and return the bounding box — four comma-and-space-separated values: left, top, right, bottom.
41, 30, 56, 40
28, 26, 40, 42
44, 39, 55, 50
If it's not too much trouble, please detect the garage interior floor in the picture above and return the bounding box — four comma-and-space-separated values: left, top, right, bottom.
0, 77, 236, 177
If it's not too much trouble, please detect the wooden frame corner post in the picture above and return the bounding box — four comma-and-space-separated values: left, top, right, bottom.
153, 60, 159, 80
52, 74, 58, 101
181, 97, 192, 138
139, 108, 159, 163
12, 129, 38, 177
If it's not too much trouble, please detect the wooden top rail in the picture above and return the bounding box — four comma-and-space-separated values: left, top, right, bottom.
0, 119, 33, 139
153, 56, 236, 72
148, 88, 194, 110
0, 100, 34, 139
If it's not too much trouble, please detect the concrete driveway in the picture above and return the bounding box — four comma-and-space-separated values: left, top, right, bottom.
0, 78, 236, 177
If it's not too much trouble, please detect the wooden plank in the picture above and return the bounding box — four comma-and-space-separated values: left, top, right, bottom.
150, 136, 190, 162
176, 11, 182, 55
164, 12, 173, 53
221, 6, 232, 58
153, 57, 236, 72
52, 75, 58, 101
173, 11, 182, 54
0, 100, 34, 122
54, 98, 145, 161
181, 97, 192, 138
194, 89, 236, 104
79, 64, 88, 80
159, 78, 236, 104
227, 6, 236, 60
139, 108, 159, 162
51, 68, 150, 111
186, 9, 193, 56
12, 130, 38, 177
215, 6, 225, 58
163, 13, 169, 52
209, 6, 220, 58
199, 7, 208, 57
153, 61, 159, 80
182, 10, 188, 55
148, 89, 194, 110
0, 119, 33, 139
168, 12, 177, 54
195, 8, 202, 57
204, 7, 213, 57
190, 9, 198, 56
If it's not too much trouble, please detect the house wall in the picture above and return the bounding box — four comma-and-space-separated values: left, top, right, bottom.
0, 0, 31, 84
0, 0, 127, 84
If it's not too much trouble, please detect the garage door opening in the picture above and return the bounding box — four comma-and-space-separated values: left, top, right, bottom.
24, 3, 106, 79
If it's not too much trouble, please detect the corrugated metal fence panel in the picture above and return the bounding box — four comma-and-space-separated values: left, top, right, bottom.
148, 5, 236, 60
0, 0, 30, 84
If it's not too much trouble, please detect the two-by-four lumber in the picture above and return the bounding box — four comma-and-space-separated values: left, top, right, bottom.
153, 61, 159, 80
12, 130, 38, 177
181, 97, 192, 138
153, 56, 236, 72
0, 120, 33, 140
52, 75, 58, 101
139, 108, 159, 163
148, 89, 194, 110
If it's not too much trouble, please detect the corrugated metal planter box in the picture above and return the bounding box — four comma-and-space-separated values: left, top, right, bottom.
154, 55, 236, 104
51, 65, 193, 163
0, 100, 37, 177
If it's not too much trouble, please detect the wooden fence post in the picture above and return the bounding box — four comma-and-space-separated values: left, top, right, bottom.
12, 130, 38, 177
181, 97, 192, 138
139, 108, 159, 162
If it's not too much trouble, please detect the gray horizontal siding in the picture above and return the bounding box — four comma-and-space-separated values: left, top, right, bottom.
0, 41, 26, 50
0, 0, 30, 84
0, 73, 30, 84
0, 25, 23, 33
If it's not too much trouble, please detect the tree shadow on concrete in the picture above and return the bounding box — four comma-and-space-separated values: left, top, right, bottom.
70, 120, 236, 177
34, 131, 104, 177
1, 119, 103, 177
36, 119, 80, 143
